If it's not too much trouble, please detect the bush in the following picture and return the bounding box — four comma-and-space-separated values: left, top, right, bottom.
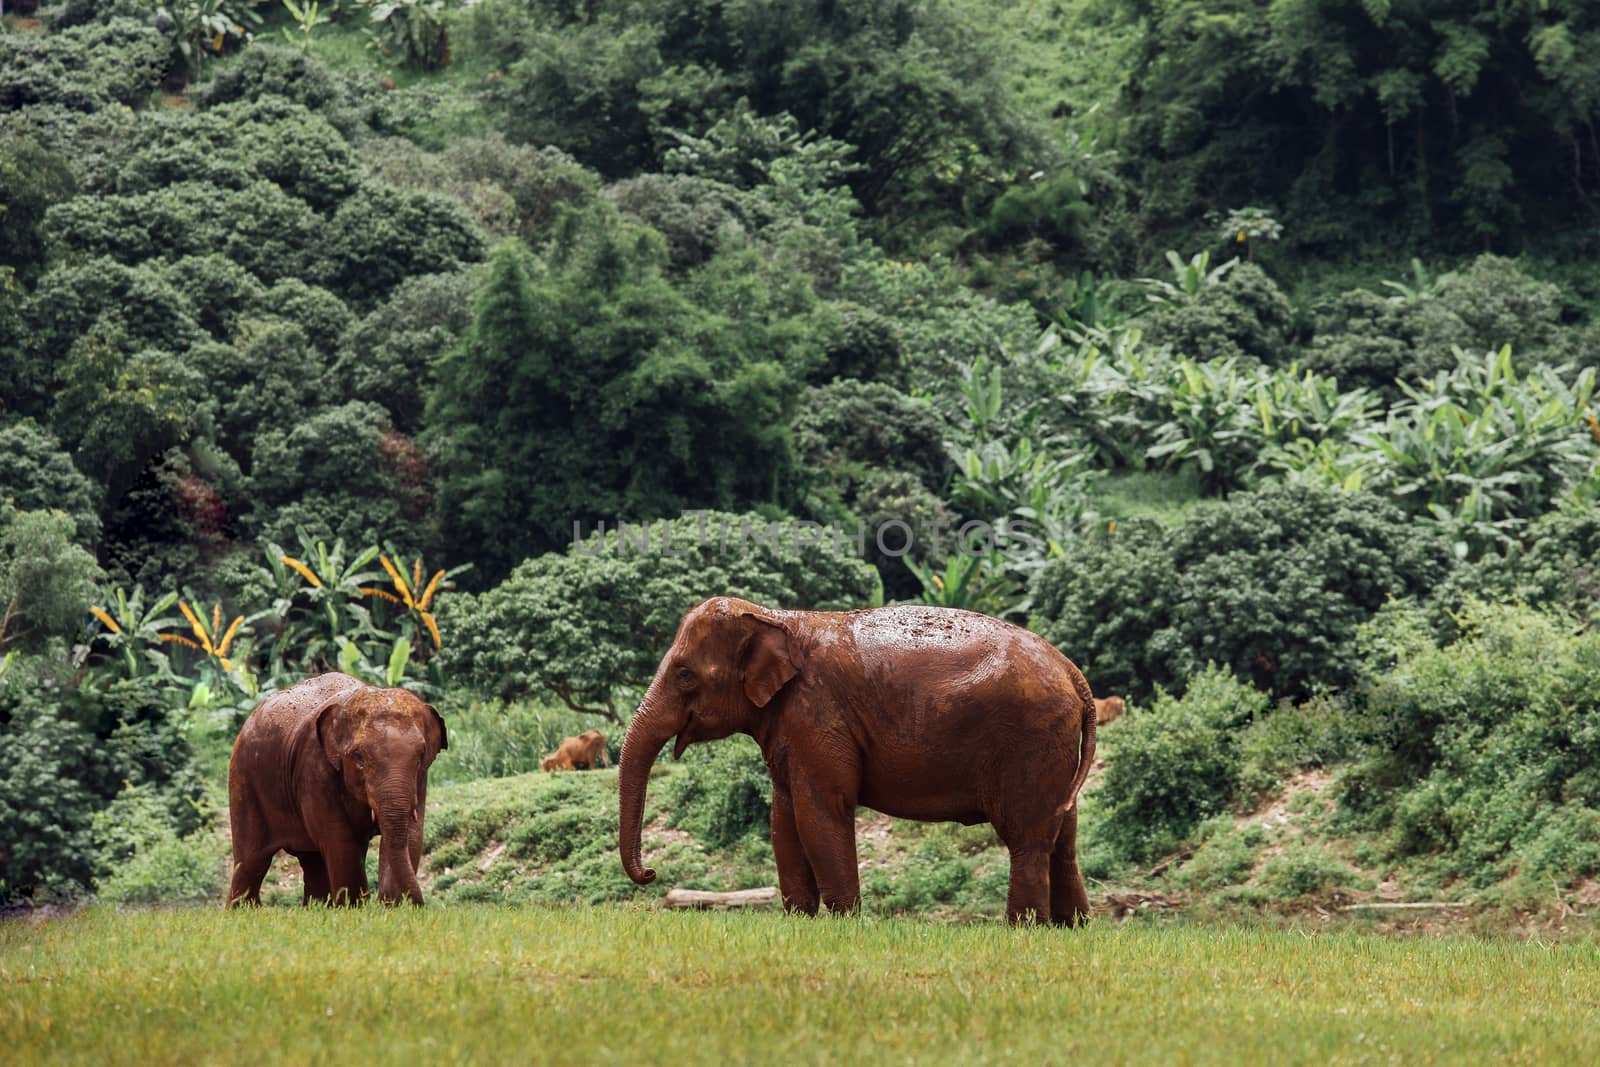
665, 736, 771, 848
872, 828, 976, 914
1338, 603, 1600, 887
0, 19, 167, 113
319, 183, 486, 305
0, 505, 104, 654
1306, 256, 1570, 394
196, 45, 348, 118
1089, 665, 1268, 865
1236, 695, 1357, 798
1171, 819, 1260, 892
1448, 503, 1600, 627
1142, 262, 1294, 366
1031, 483, 1453, 701
0, 669, 203, 901
1256, 845, 1366, 900
91, 783, 221, 904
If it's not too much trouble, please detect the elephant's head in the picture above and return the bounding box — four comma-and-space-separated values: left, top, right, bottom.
316, 683, 447, 904
619, 597, 798, 885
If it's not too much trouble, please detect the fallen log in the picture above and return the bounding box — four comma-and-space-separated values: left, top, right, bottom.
663, 887, 779, 911
1337, 901, 1473, 911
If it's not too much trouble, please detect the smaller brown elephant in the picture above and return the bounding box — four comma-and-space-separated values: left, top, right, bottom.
227, 673, 446, 907
1094, 696, 1126, 725
542, 728, 610, 772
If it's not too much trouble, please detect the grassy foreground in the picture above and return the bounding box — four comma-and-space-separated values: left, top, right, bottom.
4, 908, 1599, 1065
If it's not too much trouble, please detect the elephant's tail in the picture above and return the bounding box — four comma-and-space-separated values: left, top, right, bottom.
1059, 662, 1098, 815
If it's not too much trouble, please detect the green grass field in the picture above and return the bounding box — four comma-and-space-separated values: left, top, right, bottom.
4, 907, 1598, 1065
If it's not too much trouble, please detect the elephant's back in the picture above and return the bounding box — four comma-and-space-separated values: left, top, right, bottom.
236, 672, 366, 746
847, 607, 1071, 677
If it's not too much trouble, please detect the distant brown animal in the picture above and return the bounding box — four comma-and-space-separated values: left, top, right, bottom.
1094, 696, 1126, 725
541, 729, 610, 772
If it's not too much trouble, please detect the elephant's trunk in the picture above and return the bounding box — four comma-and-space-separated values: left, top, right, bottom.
618, 683, 684, 885
375, 773, 423, 905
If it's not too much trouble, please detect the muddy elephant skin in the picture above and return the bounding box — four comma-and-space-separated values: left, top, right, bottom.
542, 729, 610, 772
227, 673, 447, 907
618, 597, 1096, 925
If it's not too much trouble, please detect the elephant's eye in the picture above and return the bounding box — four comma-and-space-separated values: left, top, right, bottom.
352, 752, 366, 771
674, 667, 697, 691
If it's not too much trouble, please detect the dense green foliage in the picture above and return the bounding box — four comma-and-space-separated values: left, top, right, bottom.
1119, 0, 1600, 251
1032, 484, 1451, 701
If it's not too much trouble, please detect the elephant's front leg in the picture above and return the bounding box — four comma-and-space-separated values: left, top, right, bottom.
770, 784, 820, 915
791, 779, 861, 914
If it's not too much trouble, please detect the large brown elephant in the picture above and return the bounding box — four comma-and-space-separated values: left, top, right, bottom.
618, 597, 1097, 925
227, 673, 447, 907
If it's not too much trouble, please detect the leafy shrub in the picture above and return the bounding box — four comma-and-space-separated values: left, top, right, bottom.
426, 225, 808, 579
1307, 256, 1572, 394
0, 19, 167, 112
113, 99, 363, 212
1033, 483, 1452, 701
363, 135, 598, 240
1089, 666, 1267, 865
0, 505, 104, 654
1142, 262, 1294, 366
330, 270, 475, 433
0, 669, 203, 901
195, 44, 348, 117
790, 379, 951, 529
1236, 695, 1358, 798
605, 174, 764, 267
91, 783, 220, 904
1171, 819, 1260, 892
872, 829, 975, 914
1447, 502, 1600, 627
0, 135, 76, 283
318, 183, 486, 305
249, 401, 430, 550
1339, 603, 1600, 887
1256, 845, 1365, 900
665, 736, 771, 848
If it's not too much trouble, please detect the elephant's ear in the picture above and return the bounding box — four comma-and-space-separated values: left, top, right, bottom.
424, 703, 448, 755
739, 617, 798, 709
315, 698, 360, 770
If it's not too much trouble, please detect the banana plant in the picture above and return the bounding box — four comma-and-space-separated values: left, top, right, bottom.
87, 586, 186, 679
904, 548, 1024, 619
361, 549, 471, 662
1144, 356, 1261, 494
265, 532, 387, 673
280, 0, 330, 49
1141, 250, 1238, 304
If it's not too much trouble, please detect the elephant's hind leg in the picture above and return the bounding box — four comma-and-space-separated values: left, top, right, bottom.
1049, 807, 1091, 927
294, 851, 331, 905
